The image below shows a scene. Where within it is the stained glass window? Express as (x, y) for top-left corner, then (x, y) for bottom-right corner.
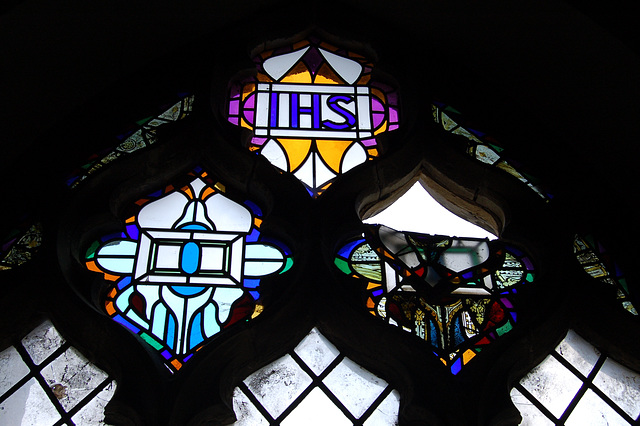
(231, 328), (400, 425)
(573, 234), (637, 315)
(432, 101), (552, 202)
(511, 330), (640, 425)
(0, 320), (116, 425)
(227, 38), (399, 197)
(335, 223), (534, 374)
(66, 94), (194, 189)
(84, 167), (293, 373)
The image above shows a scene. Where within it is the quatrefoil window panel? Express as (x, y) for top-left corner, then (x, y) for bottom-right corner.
(85, 168), (293, 373)
(335, 224), (535, 374)
(227, 37), (400, 197)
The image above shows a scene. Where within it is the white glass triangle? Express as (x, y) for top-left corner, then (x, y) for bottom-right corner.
(263, 47), (310, 81)
(364, 182), (497, 240)
(313, 153), (336, 189)
(319, 49), (363, 85)
(341, 142), (367, 173)
(294, 155), (315, 188)
(261, 140), (288, 171)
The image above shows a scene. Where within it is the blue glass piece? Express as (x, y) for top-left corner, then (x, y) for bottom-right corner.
(126, 224), (139, 240)
(183, 354), (193, 362)
(181, 242), (200, 274)
(170, 286), (206, 296)
(244, 199), (263, 216)
(372, 289), (383, 297)
(189, 312), (204, 349)
(452, 317), (465, 346)
(243, 279), (261, 289)
(117, 276), (132, 290)
(246, 228), (260, 243)
(113, 315), (140, 333)
(181, 224), (208, 230)
(166, 315), (176, 350)
(511, 312), (517, 322)
(149, 190), (163, 198)
(249, 291), (260, 300)
(161, 350), (172, 360)
(451, 358), (462, 375)
(338, 238), (366, 258)
(429, 321), (438, 347)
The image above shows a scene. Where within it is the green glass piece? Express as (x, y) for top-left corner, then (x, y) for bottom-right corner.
(141, 332), (164, 350)
(85, 241), (100, 259)
(280, 257), (294, 274)
(334, 257), (352, 275)
(496, 320), (513, 336)
(525, 273), (535, 283)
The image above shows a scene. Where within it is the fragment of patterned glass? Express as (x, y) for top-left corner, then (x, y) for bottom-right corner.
(432, 101), (551, 201)
(573, 234), (637, 315)
(335, 224), (534, 374)
(0, 222), (43, 270)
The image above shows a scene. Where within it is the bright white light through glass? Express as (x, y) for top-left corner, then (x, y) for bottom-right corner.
(364, 182), (497, 240)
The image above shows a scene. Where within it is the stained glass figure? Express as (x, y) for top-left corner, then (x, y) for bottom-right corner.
(85, 168), (293, 373)
(227, 38), (400, 197)
(66, 94), (194, 189)
(335, 225), (534, 374)
(1, 222), (43, 271)
(574, 234), (637, 315)
(231, 328), (400, 425)
(511, 330), (640, 425)
(431, 101), (552, 202)
(0, 320), (116, 425)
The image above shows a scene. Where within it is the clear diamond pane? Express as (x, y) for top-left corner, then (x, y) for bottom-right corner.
(510, 386), (555, 425)
(593, 358), (640, 419)
(21, 320), (65, 366)
(40, 347), (109, 411)
(280, 387), (351, 426)
(363, 389), (400, 425)
(243, 354), (312, 419)
(0, 378), (61, 425)
(554, 330), (601, 377)
(323, 357), (387, 418)
(293, 328), (339, 376)
(70, 380), (117, 426)
(519, 355), (583, 418)
(231, 387), (269, 425)
(0, 346), (30, 396)
(565, 388), (631, 426)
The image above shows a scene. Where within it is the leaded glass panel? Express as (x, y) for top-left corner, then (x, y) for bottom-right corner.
(227, 38), (399, 197)
(84, 167), (293, 373)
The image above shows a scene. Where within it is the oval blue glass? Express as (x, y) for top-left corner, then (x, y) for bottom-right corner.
(181, 242), (200, 275)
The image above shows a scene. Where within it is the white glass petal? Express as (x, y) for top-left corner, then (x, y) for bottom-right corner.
(138, 191), (189, 229)
(213, 288), (245, 324)
(294, 155), (315, 188)
(293, 328), (340, 376)
(364, 182), (497, 240)
(204, 194), (252, 232)
(323, 357), (387, 418)
(319, 48), (363, 85)
(263, 47), (310, 81)
(245, 244), (284, 260)
(244, 260), (284, 276)
(341, 142), (367, 173)
(313, 153), (337, 189)
(243, 354), (312, 419)
(260, 140), (289, 172)
(95, 240), (137, 257)
(95, 257), (135, 274)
